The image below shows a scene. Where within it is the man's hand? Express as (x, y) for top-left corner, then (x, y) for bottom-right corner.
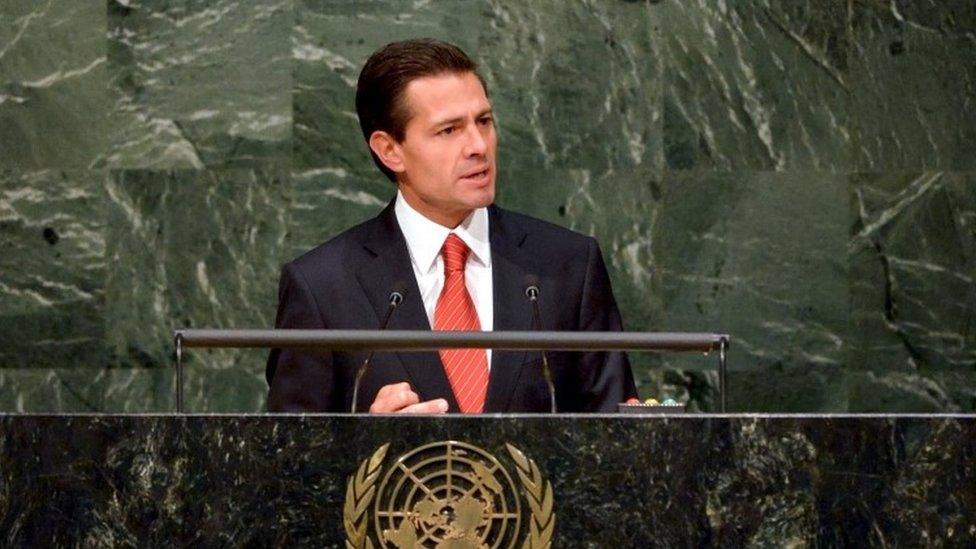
(368, 382), (449, 413)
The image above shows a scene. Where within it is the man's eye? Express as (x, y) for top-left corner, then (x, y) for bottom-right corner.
(478, 117), (493, 126)
(438, 126), (455, 135)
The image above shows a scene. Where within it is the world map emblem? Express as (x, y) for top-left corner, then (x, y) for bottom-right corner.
(344, 441), (555, 548)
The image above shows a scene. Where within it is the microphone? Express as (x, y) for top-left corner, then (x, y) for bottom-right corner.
(524, 275), (556, 413)
(350, 287), (405, 413)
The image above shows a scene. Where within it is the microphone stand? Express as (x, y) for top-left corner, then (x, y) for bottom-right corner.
(350, 291), (403, 413)
(526, 286), (557, 413)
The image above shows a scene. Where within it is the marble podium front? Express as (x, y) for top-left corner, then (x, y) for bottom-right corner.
(1, 415), (974, 547)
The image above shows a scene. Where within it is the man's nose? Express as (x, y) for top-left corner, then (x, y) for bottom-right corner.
(462, 123), (488, 157)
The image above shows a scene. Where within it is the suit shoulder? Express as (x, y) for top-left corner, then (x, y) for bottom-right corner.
(284, 214), (376, 276)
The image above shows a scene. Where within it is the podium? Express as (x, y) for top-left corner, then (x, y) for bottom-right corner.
(4, 331), (971, 545)
(1, 414), (974, 546)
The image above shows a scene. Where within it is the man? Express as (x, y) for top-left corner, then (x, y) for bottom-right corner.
(266, 38), (637, 413)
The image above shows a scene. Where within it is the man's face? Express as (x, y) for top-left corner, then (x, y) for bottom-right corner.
(388, 71), (496, 227)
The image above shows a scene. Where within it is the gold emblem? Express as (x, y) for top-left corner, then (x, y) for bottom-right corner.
(344, 441), (554, 548)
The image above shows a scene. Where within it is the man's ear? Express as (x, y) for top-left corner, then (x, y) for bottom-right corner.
(368, 131), (405, 175)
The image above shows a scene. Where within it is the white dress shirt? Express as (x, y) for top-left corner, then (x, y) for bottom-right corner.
(394, 190), (493, 366)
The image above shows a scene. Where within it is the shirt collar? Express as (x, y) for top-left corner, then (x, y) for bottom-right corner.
(394, 190), (491, 274)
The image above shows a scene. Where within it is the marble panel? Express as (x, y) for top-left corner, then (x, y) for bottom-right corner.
(103, 169), (289, 410)
(286, 167), (394, 260)
(659, 0), (852, 171)
(0, 170), (107, 370)
(180, 349), (269, 413)
(848, 171), (976, 411)
(850, 1), (976, 170)
(653, 171), (849, 411)
(477, 0), (661, 173)
(292, 0), (459, 172)
(849, 370), (976, 413)
(0, 369), (98, 413)
(104, 0), (292, 169)
(0, 368), (173, 413)
(0, 0), (107, 169)
(294, 0), (661, 174)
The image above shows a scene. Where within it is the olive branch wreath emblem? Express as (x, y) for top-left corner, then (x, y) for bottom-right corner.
(344, 443), (388, 549)
(343, 442), (554, 548)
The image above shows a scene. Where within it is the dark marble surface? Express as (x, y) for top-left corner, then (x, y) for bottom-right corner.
(850, 1), (976, 170)
(653, 171), (850, 412)
(0, 1), (108, 170)
(849, 171), (976, 411)
(104, 0), (292, 169)
(1, 415), (975, 547)
(0, 170), (107, 370)
(103, 169), (287, 412)
(1, 1), (974, 413)
(660, 0), (852, 171)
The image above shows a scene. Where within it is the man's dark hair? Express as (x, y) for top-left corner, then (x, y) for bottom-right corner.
(355, 38), (488, 182)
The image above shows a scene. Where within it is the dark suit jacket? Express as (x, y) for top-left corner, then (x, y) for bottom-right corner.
(266, 201), (637, 413)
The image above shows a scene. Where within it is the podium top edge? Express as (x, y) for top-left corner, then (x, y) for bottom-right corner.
(172, 329), (731, 352)
(2, 413), (975, 419)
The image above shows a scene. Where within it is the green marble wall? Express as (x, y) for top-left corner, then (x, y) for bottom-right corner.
(1, 0), (973, 412)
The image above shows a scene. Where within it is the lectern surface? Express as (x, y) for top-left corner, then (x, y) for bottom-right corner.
(1, 414), (973, 547)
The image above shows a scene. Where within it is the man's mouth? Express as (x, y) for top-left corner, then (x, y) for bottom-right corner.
(460, 167), (490, 183)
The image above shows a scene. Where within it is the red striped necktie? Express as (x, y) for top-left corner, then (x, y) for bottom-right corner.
(434, 234), (489, 413)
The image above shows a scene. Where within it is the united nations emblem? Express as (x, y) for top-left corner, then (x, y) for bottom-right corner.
(343, 441), (554, 548)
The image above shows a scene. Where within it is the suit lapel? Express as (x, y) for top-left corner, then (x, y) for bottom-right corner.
(355, 202), (460, 412)
(484, 205), (533, 413)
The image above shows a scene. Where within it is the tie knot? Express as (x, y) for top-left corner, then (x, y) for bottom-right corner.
(441, 234), (470, 273)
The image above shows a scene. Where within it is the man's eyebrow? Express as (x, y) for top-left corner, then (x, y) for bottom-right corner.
(430, 109), (494, 129)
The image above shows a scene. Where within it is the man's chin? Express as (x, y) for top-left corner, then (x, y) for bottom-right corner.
(464, 186), (495, 209)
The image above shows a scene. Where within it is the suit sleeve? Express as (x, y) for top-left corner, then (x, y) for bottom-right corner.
(572, 237), (639, 412)
(265, 262), (337, 412)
